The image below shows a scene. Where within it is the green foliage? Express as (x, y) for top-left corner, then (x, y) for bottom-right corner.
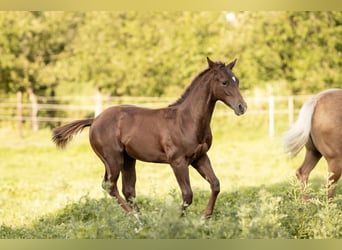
(1, 11), (341, 97)
(0, 12), (81, 95)
(1, 114), (342, 239)
(230, 11), (342, 94)
(2, 184), (342, 239)
(57, 11), (234, 96)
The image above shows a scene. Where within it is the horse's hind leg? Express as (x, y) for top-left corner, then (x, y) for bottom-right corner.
(296, 142), (322, 200)
(121, 153), (139, 211)
(326, 157), (342, 198)
(93, 146), (132, 213)
(104, 153), (133, 213)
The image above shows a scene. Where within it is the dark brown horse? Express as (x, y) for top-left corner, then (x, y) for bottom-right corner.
(52, 57), (247, 217)
(283, 88), (342, 199)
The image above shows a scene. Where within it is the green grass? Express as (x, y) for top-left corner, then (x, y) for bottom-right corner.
(1, 113), (342, 239)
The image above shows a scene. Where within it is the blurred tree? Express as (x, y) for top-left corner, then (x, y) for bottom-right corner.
(58, 11), (235, 97)
(1, 11), (341, 100)
(0, 12), (82, 94)
(231, 11), (342, 94)
(0, 11), (82, 130)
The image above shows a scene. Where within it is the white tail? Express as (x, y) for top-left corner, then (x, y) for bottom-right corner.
(283, 97), (318, 158)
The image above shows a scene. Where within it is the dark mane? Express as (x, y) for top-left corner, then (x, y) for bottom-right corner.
(168, 68), (212, 107)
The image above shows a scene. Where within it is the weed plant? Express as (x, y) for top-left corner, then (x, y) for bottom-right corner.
(1, 114), (341, 238)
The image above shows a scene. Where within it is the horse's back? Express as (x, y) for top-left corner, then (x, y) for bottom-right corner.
(90, 105), (164, 138)
(311, 88), (342, 158)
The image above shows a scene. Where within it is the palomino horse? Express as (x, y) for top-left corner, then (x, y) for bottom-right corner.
(283, 88), (342, 199)
(52, 57), (247, 217)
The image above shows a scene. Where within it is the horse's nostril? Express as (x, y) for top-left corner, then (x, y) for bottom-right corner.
(238, 104), (245, 113)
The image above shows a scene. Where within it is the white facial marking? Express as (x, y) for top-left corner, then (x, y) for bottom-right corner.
(232, 76), (236, 82)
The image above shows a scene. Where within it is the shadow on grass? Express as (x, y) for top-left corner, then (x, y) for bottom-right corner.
(2, 177), (342, 239)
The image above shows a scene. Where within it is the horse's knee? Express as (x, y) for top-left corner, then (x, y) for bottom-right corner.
(211, 179), (220, 195)
(327, 168), (342, 198)
(328, 165), (342, 180)
(327, 159), (342, 186)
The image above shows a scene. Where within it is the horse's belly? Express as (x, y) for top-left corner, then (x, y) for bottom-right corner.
(124, 139), (168, 163)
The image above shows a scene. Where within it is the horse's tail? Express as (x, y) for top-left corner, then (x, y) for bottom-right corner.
(283, 97), (318, 158)
(52, 118), (94, 149)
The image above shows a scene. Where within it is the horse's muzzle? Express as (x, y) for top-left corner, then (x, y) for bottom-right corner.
(234, 103), (247, 116)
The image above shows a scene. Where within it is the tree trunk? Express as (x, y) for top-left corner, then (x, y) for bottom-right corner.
(16, 90), (23, 138)
(27, 87), (39, 132)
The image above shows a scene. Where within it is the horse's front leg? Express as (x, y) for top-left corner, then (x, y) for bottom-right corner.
(191, 153), (220, 218)
(170, 158), (193, 215)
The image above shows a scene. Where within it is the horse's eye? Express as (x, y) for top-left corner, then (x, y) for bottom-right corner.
(222, 80), (230, 85)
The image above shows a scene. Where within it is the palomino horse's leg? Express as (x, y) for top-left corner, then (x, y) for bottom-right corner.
(326, 157), (342, 198)
(296, 145), (321, 200)
(191, 154), (220, 218)
(170, 159), (193, 215)
(121, 153), (139, 211)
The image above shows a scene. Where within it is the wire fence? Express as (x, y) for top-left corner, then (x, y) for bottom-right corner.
(0, 94), (313, 138)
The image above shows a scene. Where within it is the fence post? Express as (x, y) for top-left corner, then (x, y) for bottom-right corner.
(16, 90), (23, 138)
(95, 87), (103, 117)
(268, 95), (275, 138)
(28, 87), (39, 132)
(288, 96), (294, 126)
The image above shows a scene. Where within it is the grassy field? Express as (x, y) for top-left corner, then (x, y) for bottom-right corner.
(1, 112), (342, 239)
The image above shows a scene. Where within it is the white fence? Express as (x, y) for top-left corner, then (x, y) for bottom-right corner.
(0, 94), (313, 138)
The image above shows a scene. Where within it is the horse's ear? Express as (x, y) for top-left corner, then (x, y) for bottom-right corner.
(207, 57), (216, 68)
(227, 58), (237, 70)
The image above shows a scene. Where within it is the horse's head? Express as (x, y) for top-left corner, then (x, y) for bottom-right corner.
(207, 57), (247, 116)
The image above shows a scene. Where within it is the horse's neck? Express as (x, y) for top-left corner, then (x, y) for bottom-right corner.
(177, 80), (216, 129)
